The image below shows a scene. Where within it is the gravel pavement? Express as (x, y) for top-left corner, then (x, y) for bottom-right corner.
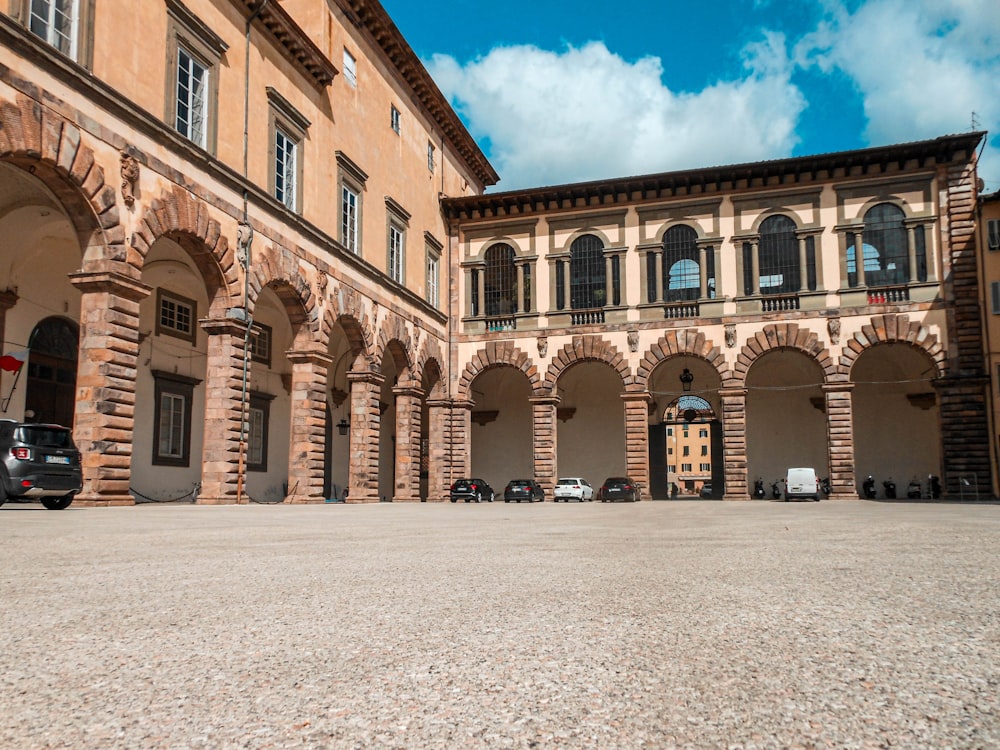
(1, 499), (998, 749)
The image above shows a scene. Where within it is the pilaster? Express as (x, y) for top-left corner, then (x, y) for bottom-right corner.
(286, 348), (333, 503)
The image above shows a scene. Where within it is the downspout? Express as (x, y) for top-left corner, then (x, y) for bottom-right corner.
(236, 0), (268, 503)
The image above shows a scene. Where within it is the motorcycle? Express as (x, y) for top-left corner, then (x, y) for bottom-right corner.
(771, 480), (782, 500)
(906, 477), (922, 499)
(929, 474), (942, 499)
(821, 476), (831, 496)
(883, 478), (897, 499)
(862, 475), (877, 499)
(753, 478), (766, 499)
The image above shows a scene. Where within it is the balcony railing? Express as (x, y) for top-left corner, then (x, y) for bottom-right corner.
(484, 315), (517, 332)
(570, 308), (605, 325)
(663, 302), (700, 319)
(867, 286), (910, 304)
(760, 294), (800, 312)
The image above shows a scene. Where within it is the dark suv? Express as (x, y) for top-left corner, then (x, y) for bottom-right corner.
(449, 478), (495, 503)
(0, 421), (82, 510)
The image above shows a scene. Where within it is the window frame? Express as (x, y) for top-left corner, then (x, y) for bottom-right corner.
(484, 243), (517, 317)
(569, 234), (606, 309)
(390, 105), (401, 134)
(427, 141), (436, 173)
(758, 215), (800, 295)
(343, 48), (357, 87)
(163, 0), (226, 154)
(266, 87), (309, 214)
(385, 197), (410, 285)
(246, 391), (274, 472)
(248, 322), (272, 367)
(155, 288), (198, 344)
(989, 219), (1000, 252)
(663, 225), (700, 302)
(20, 0), (95, 67)
(425, 233), (442, 309)
(151, 370), (200, 467)
(336, 152), (367, 256)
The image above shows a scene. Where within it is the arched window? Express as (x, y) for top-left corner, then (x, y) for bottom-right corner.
(862, 203), (908, 286)
(484, 243), (517, 316)
(570, 234), (605, 309)
(663, 225), (700, 302)
(758, 215), (799, 295)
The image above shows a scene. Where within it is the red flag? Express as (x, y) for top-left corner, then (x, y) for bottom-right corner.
(0, 350), (28, 372)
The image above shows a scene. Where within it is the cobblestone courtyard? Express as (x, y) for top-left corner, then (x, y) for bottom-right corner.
(2, 500), (998, 749)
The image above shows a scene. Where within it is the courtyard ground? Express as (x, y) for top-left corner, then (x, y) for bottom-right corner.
(1, 499), (997, 749)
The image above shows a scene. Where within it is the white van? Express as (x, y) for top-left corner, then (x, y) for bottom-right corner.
(784, 468), (820, 501)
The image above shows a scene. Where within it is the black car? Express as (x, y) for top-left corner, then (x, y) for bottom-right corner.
(449, 478), (495, 503)
(0, 420), (82, 510)
(503, 479), (544, 503)
(598, 477), (640, 502)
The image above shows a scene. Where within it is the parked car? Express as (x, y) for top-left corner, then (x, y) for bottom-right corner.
(699, 484), (713, 498)
(598, 477), (640, 502)
(784, 467), (820, 501)
(449, 478), (495, 503)
(0, 420), (82, 510)
(503, 479), (544, 503)
(553, 477), (594, 502)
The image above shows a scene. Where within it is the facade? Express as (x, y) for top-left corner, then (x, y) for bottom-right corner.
(978, 189), (1000, 500)
(0, 1), (992, 505)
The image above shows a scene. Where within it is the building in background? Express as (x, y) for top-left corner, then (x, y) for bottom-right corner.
(0, 0), (992, 503)
(978, 189), (1000, 500)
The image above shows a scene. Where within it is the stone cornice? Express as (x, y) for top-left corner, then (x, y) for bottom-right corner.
(443, 133), (986, 222)
(338, 0), (499, 187)
(236, 0), (338, 88)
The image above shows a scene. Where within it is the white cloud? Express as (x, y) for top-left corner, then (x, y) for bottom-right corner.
(428, 36), (806, 191)
(796, 0), (1000, 190)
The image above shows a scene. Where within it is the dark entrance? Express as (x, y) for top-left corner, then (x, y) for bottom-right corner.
(25, 317), (79, 427)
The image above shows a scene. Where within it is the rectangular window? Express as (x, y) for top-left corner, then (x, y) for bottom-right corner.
(470, 269), (480, 317)
(156, 288), (197, 344)
(30, 0), (77, 58)
(683, 445), (690, 456)
(388, 225), (404, 283)
(700, 463), (711, 472)
(175, 45), (208, 147)
(668, 464), (676, 474)
(989, 219), (1000, 251)
(611, 255), (621, 306)
(152, 371), (199, 467)
(523, 264), (532, 312)
(342, 184), (359, 253)
(699, 428), (708, 438)
(701, 445), (708, 456)
(427, 141), (435, 172)
(249, 322), (271, 367)
(992, 281), (1000, 315)
(247, 393), (272, 472)
(274, 126), (297, 211)
(806, 236), (817, 291)
(666, 427), (673, 437)
(742, 242), (754, 295)
(426, 251), (440, 308)
(556, 261), (565, 310)
(343, 49), (357, 86)
(681, 463), (692, 473)
(391, 105), (400, 134)
(646, 253), (657, 303)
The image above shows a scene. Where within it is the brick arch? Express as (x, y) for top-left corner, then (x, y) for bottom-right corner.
(0, 93), (124, 265)
(735, 322), (838, 384)
(458, 341), (541, 400)
(249, 243), (320, 346)
(415, 336), (447, 398)
(374, 313), (412, 377)
(323, 284), (374, 363)
(129, 186), (238, 318)
(842, 313), (946, 378)
(635, 329), (731, 389)
(544, 334), (632, 394)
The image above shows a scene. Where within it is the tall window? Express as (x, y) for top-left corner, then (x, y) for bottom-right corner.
(427, 142), (436, 173)
(426, 250), (440, 308)
(267, 88), (308, 214)
(342, 185), (359, 253)
(388, 225), (404, 283)
(484, 243), (517, 316)
(274, 126), (297, 210)
(385, 197), (410, 285)
(30, 0), (77, 58)
(570, 234), (605, 309)
(175, 45), (208, 147)
(156, 289), (197, 344)
(862, 203), (908, 286)
(343, 49), (357, 86)
(391, 105), (401, 134)
(152, 371), (199, 467)
(758, 215), (799, 295)
(247, 394), (272, 471)
(663, 225), (700, 302)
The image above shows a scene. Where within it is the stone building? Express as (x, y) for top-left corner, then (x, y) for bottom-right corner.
(0, 0), (991, 504)
(978, 189), (1000, 500)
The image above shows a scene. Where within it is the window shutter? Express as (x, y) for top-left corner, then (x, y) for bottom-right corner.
(989, 220), (1000, 251)
(992, 281), (1000, 314)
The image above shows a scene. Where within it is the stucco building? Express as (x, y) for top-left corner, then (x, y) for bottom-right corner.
(0, 0), (992, 504)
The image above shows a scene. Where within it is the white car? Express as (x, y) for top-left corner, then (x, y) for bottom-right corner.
(553, 477), (595, 502)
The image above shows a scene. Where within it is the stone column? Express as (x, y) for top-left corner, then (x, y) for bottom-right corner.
(854, 232), (867, 286)
(823, 382), (857, 499)
(515, 263), (525, 314)
(698, 245), (708, 299)
(750, 241), (760, 295)
(906, 225), (918, 283)
(562, 264), (571, 310)
(719, 387), (748, 500)
(530, 395), (559, 498)
(198, 317), (248, 504)
(604, 256), (614, 306)
(392, 383), (424, 502)
(346, 370), (384, 503)
(0, 288), (18, 352)
(798, 236), (809, 291)
(69, 271), (151, 506)
(425, 398), (451, 502)
(285, 348), (332, 503)
(622, 391), (652, 498)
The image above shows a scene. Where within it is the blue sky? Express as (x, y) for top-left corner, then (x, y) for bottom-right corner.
(380, 0), (999, 193)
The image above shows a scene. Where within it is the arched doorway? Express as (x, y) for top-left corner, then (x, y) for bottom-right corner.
(25, 317), (79, 427)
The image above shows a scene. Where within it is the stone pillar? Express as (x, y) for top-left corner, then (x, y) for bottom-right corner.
(719, 387), (748, 500)
(750, 241), (760, 295)
(562, 264), (571, 310)
(530, 395), (559, 498)
(906, 225), (918, 283)
(622, 391), (652, 498)
(798, 236), (809, 291)
(698, 245), (708, 299)
(654, 251), (663, 303)
(515, 263), (525, 314)
(285, 348), (332, 503)
(198, 317), (248, 504)
(823, 382), (857, 499)
(425, 398), (451, 502)
(346, 370), (384, 503)
(604, 255), (613, 306)
(0, 288), (18, 352)
(69, 271), (151, 506)
(854, 232), (867, 286)
(392, 383), (424, 502)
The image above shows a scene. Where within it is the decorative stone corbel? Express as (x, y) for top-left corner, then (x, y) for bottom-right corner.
(725, 324), (736, 348)
(537, 335), (548, 358)
(120, 150), (140, 209)
(627, 329), (639, 353)
(827, 316), (841, 345)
